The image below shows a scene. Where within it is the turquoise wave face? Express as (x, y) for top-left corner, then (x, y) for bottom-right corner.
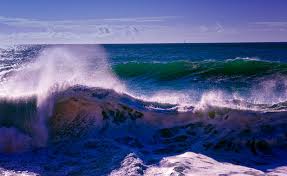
(113, 59), (287, 81)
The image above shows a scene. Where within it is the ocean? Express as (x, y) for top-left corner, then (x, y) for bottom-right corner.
(0, 43), (287, 175)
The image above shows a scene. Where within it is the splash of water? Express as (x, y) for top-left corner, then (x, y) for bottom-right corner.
(0, 45), (125, 99)
(0, 45), (126, 152)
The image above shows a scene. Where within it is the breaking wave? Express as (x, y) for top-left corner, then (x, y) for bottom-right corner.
(0, 45), (125, 152)
(0, 45), (287, 176)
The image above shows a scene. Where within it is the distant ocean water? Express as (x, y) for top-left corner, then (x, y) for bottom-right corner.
(0, 43), (287, 175)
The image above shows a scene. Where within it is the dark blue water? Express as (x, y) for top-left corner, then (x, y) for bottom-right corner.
(105, 43), (287, 63)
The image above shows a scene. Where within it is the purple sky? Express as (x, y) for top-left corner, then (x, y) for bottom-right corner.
(0, 0), (286, 44)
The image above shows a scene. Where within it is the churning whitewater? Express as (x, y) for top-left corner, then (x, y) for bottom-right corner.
(0, 44), (287, 175)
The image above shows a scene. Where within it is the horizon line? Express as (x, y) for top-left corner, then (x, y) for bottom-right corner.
(4, 41), (287, 45)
